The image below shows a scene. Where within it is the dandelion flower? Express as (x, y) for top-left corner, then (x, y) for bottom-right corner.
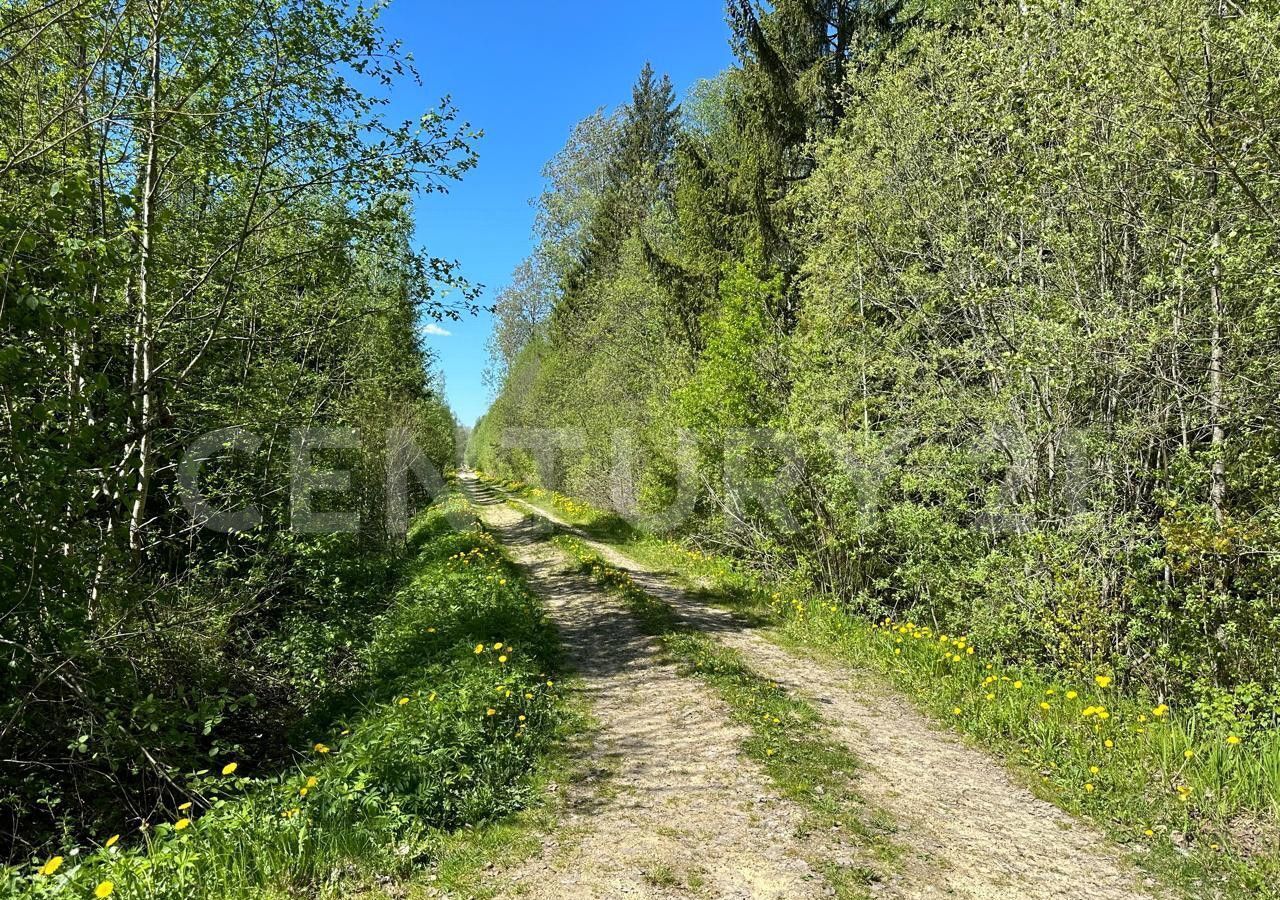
(952, 707), (963, 715)
(1066, 691), (1078, 700)
(1085, 783), (1095, 793)
(105, 834), (120, 849)
(38, 856), (63, 877)
(493, 642), (504, 650)
(1013, 681), (1023, 689)
(306, 776), (319, 789)
(1227, 735), (1241, 746)
(1090, 766), (1100, 775)
(486, 708), (496, 716)
(474, 644), (484, 654)
(398, 696), (410, 705)
(95, 881), (115, 898)
(178, 802), (192, 811)
(1104, 739), (1114, 748)
(1039, 702), (1051, 711)
(221, 762), (238, 776)
(314, 743), (330, 754)
(174, 818), (191, 831)
(1095, 675), (1112, 688)
(1152, 704), (1168, 718)
(1184, 749), (1195, 760)
(499, 655), (508, 663)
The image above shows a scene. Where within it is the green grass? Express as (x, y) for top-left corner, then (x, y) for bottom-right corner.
(551, 533), (899, 899)
(483, 474), (1280, 900)
(3, 493), (570, 900)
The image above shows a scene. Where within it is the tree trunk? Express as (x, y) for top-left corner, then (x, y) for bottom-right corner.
(1203, 0), (1227, 529)
(128, 1), (162, 555)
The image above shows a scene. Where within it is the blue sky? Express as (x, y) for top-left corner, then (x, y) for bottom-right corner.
(380, 1), (735, 427)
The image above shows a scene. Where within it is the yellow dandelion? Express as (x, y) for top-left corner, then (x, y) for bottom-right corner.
(486, 708), (496, 716)
(952, 707), (963, 715)
(1066, 690), (1078, 700)
(178, 801), (192, 811)
(105, 834), (120, 849)
(1085, 783), (1095, 793)
(493, 642), (504, 650)
(174, 818), (191, 831)
(1227, 735), (1241, 746)
(1095, 675), (1112, 688)
(474, 644), (484, 654)
(314, 743), (330, 754)
(95, 881), (115, 898)
(307, 776), (319, 788)
(398, 696), (410, 705)
(499, 655), (508, 663)
(1104, 739), (1114, 748)
(1013, 680), (1023, 689)
(1152, 704), (1168, 718)
(1184, 749), (1195, 760)
(1039, 702), (1051, 711)
(38, 856), (63, 877)
(1090, 766), (1100, 775)
(221, 762), (238, 776)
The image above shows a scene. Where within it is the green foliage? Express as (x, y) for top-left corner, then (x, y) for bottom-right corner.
(1, 0), (469, 862)
(473, 0), (1280, 714)
(1, 497), (566, 899)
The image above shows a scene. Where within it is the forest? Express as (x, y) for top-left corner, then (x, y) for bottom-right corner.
(475, 0), (1280, 715)
(5, 0), (1280, 898)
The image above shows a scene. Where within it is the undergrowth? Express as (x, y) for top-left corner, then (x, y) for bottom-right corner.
(4, 493), (568, 899)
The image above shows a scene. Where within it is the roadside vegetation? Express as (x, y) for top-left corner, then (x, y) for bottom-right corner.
(3, 496), (569, 899)
(1, 0), (475, 871)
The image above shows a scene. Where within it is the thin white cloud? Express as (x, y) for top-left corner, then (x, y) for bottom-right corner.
(420, 322), (452, 337)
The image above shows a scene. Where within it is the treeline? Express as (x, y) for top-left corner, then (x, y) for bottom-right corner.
(1, 0), (466, 858)
(472, 0), (1280, 723)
